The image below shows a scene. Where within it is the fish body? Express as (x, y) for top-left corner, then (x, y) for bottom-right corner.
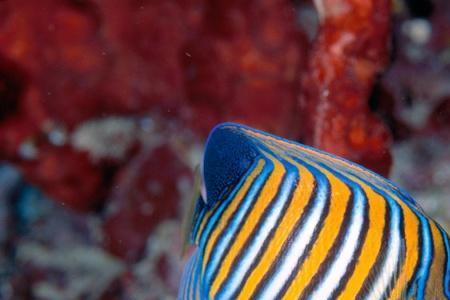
(179, 123), (450, 300)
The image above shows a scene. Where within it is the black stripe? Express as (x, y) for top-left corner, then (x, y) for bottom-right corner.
(388, 187), (428, 298)
(355, 191), (392, 300)
(298, 175), (356, 299)
(249, 170), (319, 300)
(430, 222), (449, 295)
(276, 167), (332, 300)
(359, 201), (406, 300)
(383, 205), (407, 299)
(437, 226), (450, 295)
(331, 188), (370, 299)
(406, 215), (427, 297)
(251, 163), (332, 299)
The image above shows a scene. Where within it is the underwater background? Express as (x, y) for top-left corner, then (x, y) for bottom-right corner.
(0, 0), (449, 299)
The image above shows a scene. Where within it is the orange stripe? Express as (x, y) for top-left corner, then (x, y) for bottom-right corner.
(337, 178), (386, 299)
(387, 201), (420, 299)
(201, 159), (265, 274)
(241, 128), (399, 198)
(209, 153), (284, 298)
(237, 158), (315, 298)
(243, 128), (422, 298)
(425, 221), (446, 299)
(194, 208), (211, 244)
(281, 166), (351, 299)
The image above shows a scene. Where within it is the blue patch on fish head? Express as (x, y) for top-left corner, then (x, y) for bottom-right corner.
(201, 123), (259, 206)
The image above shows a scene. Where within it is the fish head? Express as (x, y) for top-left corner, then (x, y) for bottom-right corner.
(201, 122), (260, 207)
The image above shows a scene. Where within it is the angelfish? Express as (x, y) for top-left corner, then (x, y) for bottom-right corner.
(178, 122), (450, 300)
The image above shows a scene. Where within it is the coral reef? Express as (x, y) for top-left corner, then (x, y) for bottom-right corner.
(0, 0), (448, 299)
(182, 0), (307, 137)
(299, 0), (393, 176)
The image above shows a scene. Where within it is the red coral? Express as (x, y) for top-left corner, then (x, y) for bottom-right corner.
(0, 0), (414, 298)
(0, 1), (396, 265)
(0, 0), (201, 210)
(97, 0), (204, 117)
(182, 0), (306, 137)
(0, 0), (107, 128)
(298, 0), (393, 176)
(427, 96), (450, 138)
(0, 56), (24, 121)
(103, 145), (191, 262)
(23, 146), (103, 210)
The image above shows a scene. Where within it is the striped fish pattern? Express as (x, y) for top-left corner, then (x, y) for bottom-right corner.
(178, 122), (450, 300)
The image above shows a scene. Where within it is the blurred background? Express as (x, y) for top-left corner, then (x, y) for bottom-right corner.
(0, 0), (449, 299)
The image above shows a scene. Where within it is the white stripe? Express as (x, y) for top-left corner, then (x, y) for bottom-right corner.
(308, 185), (366, 299)
(258, 172), (329, 300)
(366, 201), (402, 300)
(203, 163), (270, 285)
(217, 168), (297, 299)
